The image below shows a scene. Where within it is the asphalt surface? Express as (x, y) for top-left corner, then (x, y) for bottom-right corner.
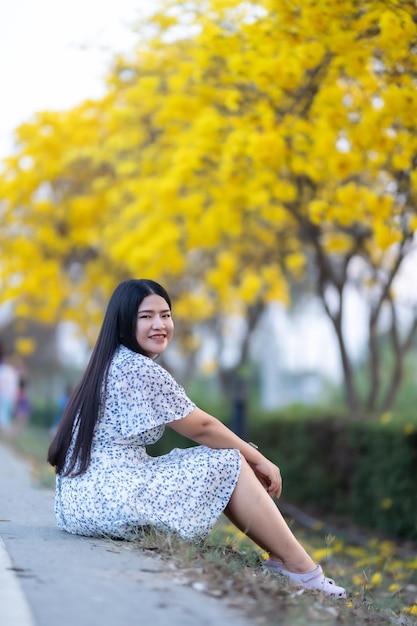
(0, 441), (252, 626)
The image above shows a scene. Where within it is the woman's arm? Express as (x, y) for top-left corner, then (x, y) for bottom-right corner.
(167, 407), (282, 497)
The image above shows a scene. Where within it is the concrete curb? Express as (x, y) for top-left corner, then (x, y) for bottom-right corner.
(0, 536), (35, 626)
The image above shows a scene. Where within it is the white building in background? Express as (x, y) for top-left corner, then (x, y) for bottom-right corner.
(56, 321), (90, 370)
(255, 301), (336, 409)
(255, 291), (369, 409)
(0, 302), (13, 328)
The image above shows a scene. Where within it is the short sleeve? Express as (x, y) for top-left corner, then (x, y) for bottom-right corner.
(107, 347), (195, 439)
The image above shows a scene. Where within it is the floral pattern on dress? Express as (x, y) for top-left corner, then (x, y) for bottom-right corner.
(55, 345), (242, 540)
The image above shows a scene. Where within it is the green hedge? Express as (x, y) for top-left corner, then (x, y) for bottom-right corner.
(29, 402), (57, 428)
(150, 406), (417, 540)
(249, 412), (417, 541)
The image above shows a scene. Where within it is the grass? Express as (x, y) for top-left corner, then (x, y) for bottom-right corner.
(2, 424), (56, 488)
(3, 425), (417, 625)
(122, 519), (417, 625)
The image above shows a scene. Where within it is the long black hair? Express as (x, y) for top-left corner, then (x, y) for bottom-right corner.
(47, 279), (172, 477)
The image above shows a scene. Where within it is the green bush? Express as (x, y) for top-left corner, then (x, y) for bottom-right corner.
(249, 409), (417, 541)
(29, 401), (57, 428)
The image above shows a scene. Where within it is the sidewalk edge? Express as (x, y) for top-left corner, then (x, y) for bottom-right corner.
(0, 536), (36, 626)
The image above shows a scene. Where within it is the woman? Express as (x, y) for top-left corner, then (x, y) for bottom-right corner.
(48, 279), (346, 598)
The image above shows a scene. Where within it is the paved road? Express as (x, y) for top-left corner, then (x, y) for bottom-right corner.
(0, 442), (252, 626)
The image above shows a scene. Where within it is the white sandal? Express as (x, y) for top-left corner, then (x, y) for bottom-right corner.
(263, 561), (346, 598)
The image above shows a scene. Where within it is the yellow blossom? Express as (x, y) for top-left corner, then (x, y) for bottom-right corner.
(381, 498), (393, 510)
(15, 337), (36, 356)
(380, 413), (391, 424)
(352, 573), (366, 586)
(403, 605), (417, 616)
(1, 0), (417, 365)
(370, 572), (383, 586)
(312, 548), (333, 562)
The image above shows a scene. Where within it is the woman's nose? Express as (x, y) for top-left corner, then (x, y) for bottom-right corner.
(152, 315), (165, 328)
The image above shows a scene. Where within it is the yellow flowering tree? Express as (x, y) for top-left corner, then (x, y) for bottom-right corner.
(1, 0), (417, 413)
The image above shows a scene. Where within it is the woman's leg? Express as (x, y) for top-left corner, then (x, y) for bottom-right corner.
(225, 456), (315, 573)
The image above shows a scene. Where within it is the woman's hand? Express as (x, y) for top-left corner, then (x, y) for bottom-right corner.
(168, 408), (282, 498)
(249, 458), (282, 498)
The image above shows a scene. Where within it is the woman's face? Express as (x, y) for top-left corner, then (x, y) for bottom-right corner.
(136, 294), (174, 358)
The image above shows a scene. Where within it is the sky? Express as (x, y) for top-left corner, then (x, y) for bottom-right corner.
(0, 0), (155, 159)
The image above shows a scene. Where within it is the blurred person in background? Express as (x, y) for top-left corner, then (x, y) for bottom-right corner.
(50, 385), (72, 437)
(0, 344), (19, 435)
(0, 342), (19, 436)
(11, 377), (32, 437)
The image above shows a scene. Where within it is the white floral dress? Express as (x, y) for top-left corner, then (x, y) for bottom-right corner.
(54, 345), (241, 540)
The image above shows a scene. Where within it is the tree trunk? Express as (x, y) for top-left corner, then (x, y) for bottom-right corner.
(217, 300), (265, 427)
(326, 306), (361, 416)
(366, 309), (380, 413)
(313, 249), (360, 415)
(382, 299), (417, 412)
